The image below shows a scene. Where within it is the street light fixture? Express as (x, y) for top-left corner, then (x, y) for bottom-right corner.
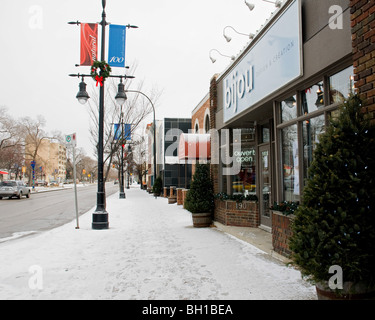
(115, 78), (127, 106)
(76, 77), (90, 105)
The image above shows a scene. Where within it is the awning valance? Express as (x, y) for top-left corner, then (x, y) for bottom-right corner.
(178, 133), (211, 161)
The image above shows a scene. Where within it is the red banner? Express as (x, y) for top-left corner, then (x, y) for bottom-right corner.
(80, 23), (98, 66)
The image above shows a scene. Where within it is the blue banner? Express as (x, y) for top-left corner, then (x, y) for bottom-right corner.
(124, 124), (131, 141)
(108, 25), (126, 68)
(114, 123), (121, 140)
(114, 124), (131, 141)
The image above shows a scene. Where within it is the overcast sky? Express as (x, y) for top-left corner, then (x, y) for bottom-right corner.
(0, 0), (277, 157)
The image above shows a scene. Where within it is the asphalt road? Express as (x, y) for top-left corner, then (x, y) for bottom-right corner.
(0, 183), (118, 240)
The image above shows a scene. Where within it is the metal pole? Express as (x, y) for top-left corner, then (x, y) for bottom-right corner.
(92, 0), (109, 229)
(73, 145), (79, 229)
(119, 107), (126, 198)
(125, 90), (157, 185)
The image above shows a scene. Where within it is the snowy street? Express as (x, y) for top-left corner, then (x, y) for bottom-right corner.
(0, 186), (316, 300)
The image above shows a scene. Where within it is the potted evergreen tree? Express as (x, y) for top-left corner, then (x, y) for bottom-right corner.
(289, 95), (375, 299)
(184, 163), (214, 228)
(152, 176), (163, 197)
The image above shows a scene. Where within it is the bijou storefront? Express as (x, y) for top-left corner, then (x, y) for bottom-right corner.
(210, 0), (354, 234)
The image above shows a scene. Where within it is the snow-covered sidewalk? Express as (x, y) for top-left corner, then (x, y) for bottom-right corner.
(0, 186), (316, 300)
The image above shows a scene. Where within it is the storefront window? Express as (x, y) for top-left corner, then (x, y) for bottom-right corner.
(280, 95), (297, 123)
(329, 66), (355, 104)
(261, 124), (270, 143)
(281, 124), (299, 202)
(301, 81), (324, 114)
(302, 114), (325, 185)
(232, 146), (256, 195)
(231, 128), (256, 195)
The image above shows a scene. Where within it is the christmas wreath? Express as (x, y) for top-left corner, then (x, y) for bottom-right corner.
(90, 60), (111, 87)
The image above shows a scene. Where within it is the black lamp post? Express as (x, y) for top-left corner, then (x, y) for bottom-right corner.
(69, 0), (136, 229)
(119, 112), (127, 199)
(126, 144), (132, 189)
(88, 0), (108, 229)
(125, 90), (157, 185)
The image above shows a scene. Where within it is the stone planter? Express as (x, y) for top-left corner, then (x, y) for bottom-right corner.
(168, 196), (177, 204)
(168, 186), (177, 204)
(316, 281), (375, 300)
(176, 188), (183, 205)
(214, 199), (259, 227)
(192, 213), (212, 228)
(163, 187), (169, 198)
(271, 210), (294, 258)
(182, 189), (188, 208)
(169, 186), (175, 197)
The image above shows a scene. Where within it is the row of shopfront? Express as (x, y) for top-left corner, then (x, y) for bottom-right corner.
(189, 0), (354, 233)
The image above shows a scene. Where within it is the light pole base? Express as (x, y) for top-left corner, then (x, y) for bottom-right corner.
(119, 192), (126, 199)
(92, 212), (109, 229)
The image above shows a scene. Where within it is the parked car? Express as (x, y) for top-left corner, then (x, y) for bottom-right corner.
(49, 180), (59, 186)
(35, 180), (48, 187)
(0, 180), (31, 199)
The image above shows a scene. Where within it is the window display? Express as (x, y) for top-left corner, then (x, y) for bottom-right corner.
(281, 124), (299, 202)
(329, 66), (354, 104)
(302, 114), (325, 185)
(301, 81), (324, 114)
(231, 128), (256, 195)
(280, 95), (297, 123)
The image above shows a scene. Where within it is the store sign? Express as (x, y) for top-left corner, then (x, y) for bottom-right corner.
(234, 149), (256, 166)
(223, 0), (302, 123)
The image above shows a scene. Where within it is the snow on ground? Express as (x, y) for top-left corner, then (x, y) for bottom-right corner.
(0, 186), (316, 300)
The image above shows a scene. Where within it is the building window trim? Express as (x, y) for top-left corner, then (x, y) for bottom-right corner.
(275, 65), (354, 201)
(204, 108), (210, 134)
(194, 118), (199, 133)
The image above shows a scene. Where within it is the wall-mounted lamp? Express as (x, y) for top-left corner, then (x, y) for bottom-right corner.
(223, 26), (255, 42)
(244, 1), (255, 11)
(209, 49), (235, 63)
(262, 0), (282, 8)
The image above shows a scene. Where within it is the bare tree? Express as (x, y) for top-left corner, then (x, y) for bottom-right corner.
(131, 134), (148, 188)
(0, 106), (23, 151)
(20, 115), (57, 186)
(86, 63), (162, 182)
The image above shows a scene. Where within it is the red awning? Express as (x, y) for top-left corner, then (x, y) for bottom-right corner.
(0, 171), (9, 175)
(178, 133), (211, 161)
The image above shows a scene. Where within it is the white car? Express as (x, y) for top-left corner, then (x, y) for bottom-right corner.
(0, 180), (31, 199)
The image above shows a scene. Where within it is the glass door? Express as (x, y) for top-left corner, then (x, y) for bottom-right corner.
(259, 145), (271, 229)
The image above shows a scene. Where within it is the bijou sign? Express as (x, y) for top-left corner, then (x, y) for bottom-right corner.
(223, 0), (302, 123)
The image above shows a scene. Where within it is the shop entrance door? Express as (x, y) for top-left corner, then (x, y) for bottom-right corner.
(259, 145), (272, 229)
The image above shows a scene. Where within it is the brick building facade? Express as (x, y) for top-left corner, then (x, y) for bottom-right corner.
(351, 0), (375, 120)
